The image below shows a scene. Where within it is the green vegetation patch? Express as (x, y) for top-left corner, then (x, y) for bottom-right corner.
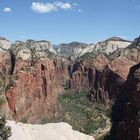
(0, 114), (11, 140)
(42, 90), (110, 135)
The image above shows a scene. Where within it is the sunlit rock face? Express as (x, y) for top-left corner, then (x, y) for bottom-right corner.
(56, 42), (95, 60)
(94, 37), (131, 55)
(7, 121), (95, 140)
(0, 37), (11, 50)
(11, 40), (57, 61)
(6, 59), (69, 123)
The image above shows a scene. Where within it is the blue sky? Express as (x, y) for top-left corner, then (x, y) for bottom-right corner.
(0, 0), (140, 44)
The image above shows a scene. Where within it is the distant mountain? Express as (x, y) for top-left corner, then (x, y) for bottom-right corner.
(109, 36), (140, 62)
(56, 42), (95, 60)
(11, 39), (57, 61)
(0, 37), (11, 50)
(94, 36), (131, 55)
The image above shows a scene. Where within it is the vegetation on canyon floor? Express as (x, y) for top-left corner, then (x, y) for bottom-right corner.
(41, 90), (111, 135)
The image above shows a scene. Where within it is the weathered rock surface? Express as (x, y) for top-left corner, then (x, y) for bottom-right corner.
(69, 59), (125, 103)
(7, 121), (95, 140)
(108, 63), (140, 140)
(0, 48), (12, 118)
(56, 42), (95, 60)
(11, 40), (56, 61)
(6, 59), (69, 123)
(94, 37), (131, 55)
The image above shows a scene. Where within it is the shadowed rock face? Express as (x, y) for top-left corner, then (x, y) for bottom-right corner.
(108, 63), (140, 140)
(89, 65), (125, 103)
(69, 60), (125, 103)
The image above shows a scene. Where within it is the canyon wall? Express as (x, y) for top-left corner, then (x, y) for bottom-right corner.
(106, 63), (140, 140)
(6, 59), (69, 123)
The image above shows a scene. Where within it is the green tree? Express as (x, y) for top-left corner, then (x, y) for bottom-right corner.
(0, 114), (11, 140)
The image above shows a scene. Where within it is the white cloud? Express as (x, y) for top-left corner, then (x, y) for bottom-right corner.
(54, 1), (72, 9)
(3, 7), (12, 12)
(31, 1), (80, 13)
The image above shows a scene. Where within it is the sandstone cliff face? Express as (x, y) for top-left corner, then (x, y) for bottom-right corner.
(6, 59), (69, 123)
(94, 37), (131, 55)
(69, 59), (125, 103)
(108, 63), (140, 140)
(56, 42), (95, 60)
(109, 36), (140, 63)
(0, 48), (12, 118)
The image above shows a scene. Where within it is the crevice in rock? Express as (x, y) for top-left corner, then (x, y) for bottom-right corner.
(41, 64), (47, 98)
(9, 49), (16, 75)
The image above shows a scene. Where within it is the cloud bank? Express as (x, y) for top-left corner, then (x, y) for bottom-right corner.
(31, 1), (81, 13)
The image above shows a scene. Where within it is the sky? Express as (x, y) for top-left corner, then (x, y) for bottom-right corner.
(0, 0), (140, 44)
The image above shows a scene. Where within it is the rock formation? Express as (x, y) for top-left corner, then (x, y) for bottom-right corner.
(94, 37), (131, 55)
(7, 121), (95, 140)
(5, 59), (69, 123)
(56, 42), (95, 60)
(108, 63), (140, 140)
(69, 60), (125, 103)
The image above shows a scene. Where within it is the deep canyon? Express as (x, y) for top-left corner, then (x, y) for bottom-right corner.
(0, 36), (140, 140)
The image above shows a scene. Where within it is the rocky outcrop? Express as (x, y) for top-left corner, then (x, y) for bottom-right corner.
(7, 121), (95, 140)
(108, 63), (140, 140)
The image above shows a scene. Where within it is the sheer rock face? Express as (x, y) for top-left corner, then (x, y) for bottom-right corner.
(110, 56), (136, 79)
(6, 59), (69, 123)
(110, 63), (140, 140)
(0, 50), (12, 118)
(69, 58), (125, 103)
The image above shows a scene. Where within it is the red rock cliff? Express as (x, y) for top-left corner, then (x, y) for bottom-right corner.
(6, 59), (69, 123)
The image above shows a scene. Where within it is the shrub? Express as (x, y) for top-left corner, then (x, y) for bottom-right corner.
(0, 114), (11, 140)
(0, 97), (5, 109)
